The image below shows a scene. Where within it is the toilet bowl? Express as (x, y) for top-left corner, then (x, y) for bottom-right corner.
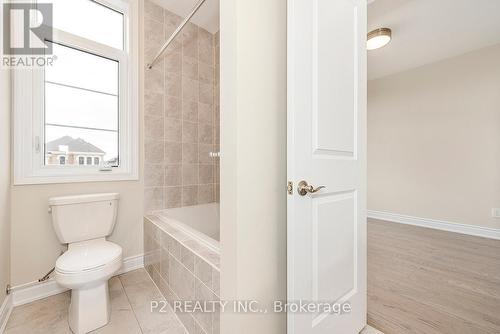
(49, 193), (122, 334)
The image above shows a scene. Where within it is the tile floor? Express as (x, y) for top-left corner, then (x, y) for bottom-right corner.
(4, 268), (383, 334)
(4, 269), (186, 334)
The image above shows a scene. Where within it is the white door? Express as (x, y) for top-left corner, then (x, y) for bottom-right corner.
(287, 0), (367, 333)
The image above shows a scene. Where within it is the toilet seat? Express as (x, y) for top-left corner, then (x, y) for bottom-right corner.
(56, 239), (122, 274)
(55, 239), (123, 290)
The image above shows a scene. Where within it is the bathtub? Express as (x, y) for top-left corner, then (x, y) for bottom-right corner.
(152, 203), (220, 251)
(143, 203), (221, 334)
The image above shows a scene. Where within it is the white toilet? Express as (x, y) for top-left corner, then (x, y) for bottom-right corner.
(49, 193), (123, 334)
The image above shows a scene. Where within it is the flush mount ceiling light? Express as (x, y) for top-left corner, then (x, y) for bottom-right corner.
(367, 28), (392, 50)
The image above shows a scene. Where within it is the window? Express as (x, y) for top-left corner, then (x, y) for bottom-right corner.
(45, 42), (120, 167)
(13, 0), (139, 184)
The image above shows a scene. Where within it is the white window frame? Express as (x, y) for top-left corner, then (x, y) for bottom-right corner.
(13, 0), (139, 185)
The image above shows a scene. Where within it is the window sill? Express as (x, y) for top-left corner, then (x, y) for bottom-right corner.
(13, 170), (139, 185)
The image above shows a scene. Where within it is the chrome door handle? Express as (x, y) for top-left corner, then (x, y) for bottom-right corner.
(297, 180), (326, 196)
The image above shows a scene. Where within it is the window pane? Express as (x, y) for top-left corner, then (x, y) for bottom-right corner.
(44, 42), (120, 168)
(45, 83), (118, 131)
(50, 0), (124, 50)
(46, 42), (119, 95)
(45, 125), (119, 166)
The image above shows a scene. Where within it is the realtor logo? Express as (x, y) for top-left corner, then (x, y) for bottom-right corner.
(3, 3), (53, 55)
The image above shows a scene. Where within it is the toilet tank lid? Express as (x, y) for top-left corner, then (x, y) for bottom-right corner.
(49, 193), (120, 206)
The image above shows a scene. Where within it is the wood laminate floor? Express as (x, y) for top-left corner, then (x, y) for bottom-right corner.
(368, 219), (500, 334)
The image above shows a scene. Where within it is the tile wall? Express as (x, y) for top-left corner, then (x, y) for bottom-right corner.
(144, 216), (220, 334)
(144, 0), (220, 212)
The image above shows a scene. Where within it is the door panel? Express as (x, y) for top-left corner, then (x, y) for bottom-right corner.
(314, 0), (357, 156)
(287, 0), (367, 333)
(313, 192), (357, 304)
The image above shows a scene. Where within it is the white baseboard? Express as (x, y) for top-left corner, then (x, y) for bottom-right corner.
(117, 253), (144, 275)
(368, 210), (500, 240)
(0, 294), (12, 334)
(10, 254), (144, 308)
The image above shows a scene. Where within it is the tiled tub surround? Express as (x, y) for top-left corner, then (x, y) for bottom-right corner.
(144, 0), (221, 212)
(144, 215), (220, 334)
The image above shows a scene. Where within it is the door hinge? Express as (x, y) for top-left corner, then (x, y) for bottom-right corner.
(6, 284), (11, 295)
(287, 181), (294, 195)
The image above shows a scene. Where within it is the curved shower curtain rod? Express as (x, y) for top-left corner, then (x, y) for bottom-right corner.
(147, 0), (207, 70)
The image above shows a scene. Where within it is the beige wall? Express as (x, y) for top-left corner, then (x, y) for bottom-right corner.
(368, 43), (500, 229)
(9, 2), (145, 288)
(10, 181), (144, 286)
(0, 67), (11, 305)
(220, 0), (287, 333)
(144, 0), (220, 212)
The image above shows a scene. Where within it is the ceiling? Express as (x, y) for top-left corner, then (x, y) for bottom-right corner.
(368, 0), (500, 80)
(150, 0), (220, 34)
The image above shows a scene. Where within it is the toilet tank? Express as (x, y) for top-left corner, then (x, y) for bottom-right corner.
(49, 193), (120, 244)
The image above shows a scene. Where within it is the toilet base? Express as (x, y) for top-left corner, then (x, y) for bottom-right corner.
(68, 281), (110, 334)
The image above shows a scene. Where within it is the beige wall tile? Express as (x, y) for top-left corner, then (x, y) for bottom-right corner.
(164, 186), (182, 209)
(194, 257), (213, 289)
(198, 103), (213, 125)
(165, 51), (182, 73)
(165, 10), (182, 35)
(145, 164), (165, 187)
(169, 255), (195, 300)
(182, 77), (199, 101)
(182, 23), (198, 59)
(182, 143), (198, 164)
(212, 270), (220, 297)
(144, 0), (164, 23)
(183, 56), (199, 80)
(183, 100), (198, 123)
(199, 82), (213, 104)
(145, 67), (164, 94)
(160, 247), (169, 280)
(165, 96), (181, 119)
(198, 185), (214, 204)
(144, 187), (164, 212)
(199, 63), (214, 84)
(165, 72), (182, 97)
(165, 118), (182, 142)
(145, 8), (220, 210)
(198, 164), (214, 184)
(165, 142), (182, 164)
(145, 115), (164, 140)
(198, 144), (213, 164)
(182, 164), (199, 186)
(145, 18), (164, 48)
(145, 91), (164, 117)
(165, 165), (182, 186)
(145, 139), (165, 164)
(182, 121), (198, 143)
(182, 186), (198, 206)
(198, 28), (214, 66)
(198, 123), (213, 144)
(180, 245), (195, 272)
